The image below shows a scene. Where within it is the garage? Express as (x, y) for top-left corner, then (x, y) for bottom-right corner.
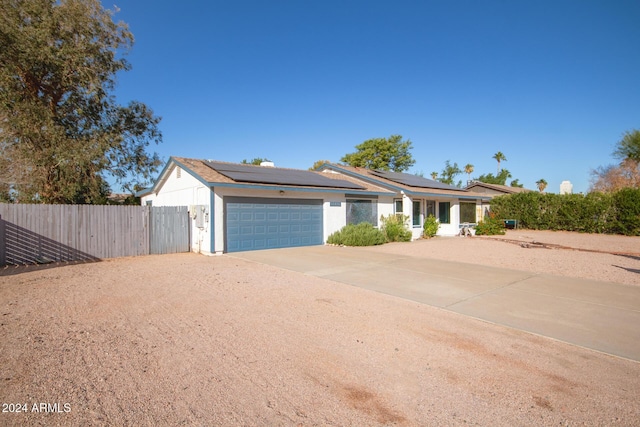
(225, 197), (323, 252)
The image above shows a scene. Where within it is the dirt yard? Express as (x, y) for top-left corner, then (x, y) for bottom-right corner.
(1, 230), (639, 426)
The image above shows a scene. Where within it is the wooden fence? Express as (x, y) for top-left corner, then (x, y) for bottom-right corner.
(150, 206), (190, 255)
(0, 204), (190, 266)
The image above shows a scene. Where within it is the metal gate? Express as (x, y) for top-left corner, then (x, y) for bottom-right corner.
(150, 206), (190, 254)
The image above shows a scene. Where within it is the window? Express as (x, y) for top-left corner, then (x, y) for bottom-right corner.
(176, 167), (181, 178)
(347, 199), (378, 226)
(394, 199), (403, 214)
(460, 202), (476, 223)
(412, 200), (421, 227)
(425, 200), (436, 217)
(438, 202), (450, 224)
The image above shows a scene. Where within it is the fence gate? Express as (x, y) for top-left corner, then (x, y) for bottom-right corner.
(150, 206), (190, 254)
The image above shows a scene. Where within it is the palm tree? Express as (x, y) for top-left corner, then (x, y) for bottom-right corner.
(464, 163), (474, 182)
(430, 171), (438, 180)
(536, 178), (548, 193)
(493, 152), (507, 174)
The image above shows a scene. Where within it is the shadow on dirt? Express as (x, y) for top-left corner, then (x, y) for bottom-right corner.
(0, 259), (101, 277)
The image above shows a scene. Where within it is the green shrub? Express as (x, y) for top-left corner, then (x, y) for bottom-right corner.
(475, 212), (506, 235)
(380, 214), (412, 242)
(423, 214), (439, 238)
(327, 222), (386, 246)
(612, 188), (640, 236)
(489, 189), (639, 235)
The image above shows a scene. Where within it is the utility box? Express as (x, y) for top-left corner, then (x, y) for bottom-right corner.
(190, 205), (209, 229)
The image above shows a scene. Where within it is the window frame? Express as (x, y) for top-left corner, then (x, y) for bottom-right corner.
(438, 201), (451, 224)
(412, 200), (421, 228)
(346, 199), (378, 226)
(394, 199), (403, 214)
(459, 202), (477, 224)
(425, 200), (436, 218)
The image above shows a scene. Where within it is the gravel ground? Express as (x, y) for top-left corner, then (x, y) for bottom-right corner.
(368, 229), (640, 286)
(0, 230), (639, 426)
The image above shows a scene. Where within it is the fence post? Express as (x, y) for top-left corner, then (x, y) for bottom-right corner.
(0, 214), (5, 267)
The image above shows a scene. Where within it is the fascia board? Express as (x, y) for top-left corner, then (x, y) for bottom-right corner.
(211, 181), (392, 196)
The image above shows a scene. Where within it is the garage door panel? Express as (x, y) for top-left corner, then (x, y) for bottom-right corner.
(225, 197), (323, 252)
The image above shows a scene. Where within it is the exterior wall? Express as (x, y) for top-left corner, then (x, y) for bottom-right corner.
(377, 195), (395, 220)
(324, 195), (346, 242)
(140, 165), (213, 255)
(403, 197), (484, 238)
(439, 200), (459, 236)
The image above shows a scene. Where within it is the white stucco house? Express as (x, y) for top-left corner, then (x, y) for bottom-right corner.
(317, 163), (491, 239)
(138, 157), (490, 254)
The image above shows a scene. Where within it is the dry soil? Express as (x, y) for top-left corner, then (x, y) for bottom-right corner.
(0, 230), (639, 426)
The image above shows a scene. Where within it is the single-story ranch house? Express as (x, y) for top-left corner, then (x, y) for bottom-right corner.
(138, 157), (490, 254)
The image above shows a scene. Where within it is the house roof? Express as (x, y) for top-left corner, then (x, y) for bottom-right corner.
(138, 157), (394, 196)
(464, 181), (532, 196)
(318, 163), (491, 200)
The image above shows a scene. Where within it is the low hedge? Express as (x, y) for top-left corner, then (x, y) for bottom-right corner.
(327, 222), (386, 246)
(328, 215), (414, 247)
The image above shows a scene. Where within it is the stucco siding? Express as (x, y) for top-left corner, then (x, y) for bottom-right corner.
(141, 165), (214, 255)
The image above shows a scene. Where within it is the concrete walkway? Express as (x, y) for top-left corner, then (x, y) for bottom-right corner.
(231, 245), (640, 362)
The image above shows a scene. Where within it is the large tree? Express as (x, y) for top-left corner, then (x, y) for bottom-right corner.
(492, 151), (507, 175)
(0, 0), (162, 204)
(613, 129), (640, 162)
(477, 169), (513, 185)
(536, 178), (548, 193)
(590, 159), (640, 192)
(588, 129), (640, 193)
(341, 135), (415, 172)
(464, 163), (474, 183)
(439, 160), (462, 186)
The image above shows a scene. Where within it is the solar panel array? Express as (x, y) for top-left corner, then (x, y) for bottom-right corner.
(369, 170), (462, 190)
(205, 161), (366, 190)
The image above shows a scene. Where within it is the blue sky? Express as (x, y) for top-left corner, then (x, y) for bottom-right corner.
(110, 0), (640, 194)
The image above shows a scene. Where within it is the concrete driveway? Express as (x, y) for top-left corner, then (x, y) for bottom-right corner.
(231, 245), (640, 362)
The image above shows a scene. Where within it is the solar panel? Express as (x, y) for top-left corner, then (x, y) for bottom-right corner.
(205, 161), (366, 190)
(369, 170), (462, 190)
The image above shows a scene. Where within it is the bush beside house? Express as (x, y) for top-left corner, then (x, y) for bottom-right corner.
(327, 223), (386, 246)
(328, 215), (414, 246)
(423, 215), (439, 238)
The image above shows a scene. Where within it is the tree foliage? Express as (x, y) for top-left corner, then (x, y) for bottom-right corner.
(477, 169), (512, 185)
(613, 129), (640, 162)
(536, 178), (548, 193)
(590, 159), (640, 193)
(464, 163), (474, 182)
(588, 128), (640, 193)
(439, 160), (462, 186)
(489, 189), (640, 235)
(242, 158), (270, 165)
(310, 159), (331, 170)
(341, 135), (415, 172)
(492, 151), (507, 174)
(0, 0), (162, 203)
